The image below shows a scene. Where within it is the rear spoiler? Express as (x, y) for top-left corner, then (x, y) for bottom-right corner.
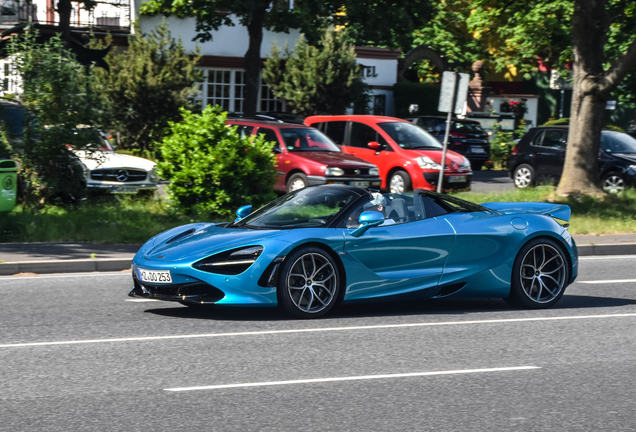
(481, 202), (571, 222)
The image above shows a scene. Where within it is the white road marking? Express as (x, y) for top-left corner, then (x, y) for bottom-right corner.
(2, 313), (636, 349)
(579, 255), (636, 260)
(0, 272), (130, 281)
(578, 279), (636, 284)
(164, 366), (541, 392)
(125, 299), (160, 302)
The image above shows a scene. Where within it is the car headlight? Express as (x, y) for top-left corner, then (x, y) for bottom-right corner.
(416, 156), (442, 170)
(628, 164), (636, 174)
(461, 157), (472, 171)
(149, 167), (159, 183)
(325, 167), (345, 176)
(369, 167), (380, 176)
(193, 246), (263, 275)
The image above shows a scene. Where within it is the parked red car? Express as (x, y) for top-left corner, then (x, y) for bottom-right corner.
(305, 115), (472, 192)
(227, 118), (381, 192)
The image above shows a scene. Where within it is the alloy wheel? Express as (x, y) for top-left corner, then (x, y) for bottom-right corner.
(603, 175), (624, 194)
(289, 178), (306, 191)
(519, 244), (566, 304)
(286, 253), (337, 314)
(389, 174), (405, 193)
(515, 167), (532, 188)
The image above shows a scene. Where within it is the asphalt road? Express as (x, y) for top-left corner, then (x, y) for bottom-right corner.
(2, 256), (636, 431)
(471, 170), (515, 193)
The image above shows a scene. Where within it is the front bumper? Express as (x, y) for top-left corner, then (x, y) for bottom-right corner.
(307, 175), (382, 188)
(129, 273), (225, 305)
(423, 172), (473, 191)
(87, 182), (159, 193)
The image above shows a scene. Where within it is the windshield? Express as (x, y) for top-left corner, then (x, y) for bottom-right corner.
(234, 187), (360, 229)
(601, 132), (636, 154)
(281, 128), (341, 152)
(452, 122), (484, 133)
(378, 122), (443, 150)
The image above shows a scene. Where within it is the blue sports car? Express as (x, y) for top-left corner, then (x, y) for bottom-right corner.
(129, 185), (578, 318)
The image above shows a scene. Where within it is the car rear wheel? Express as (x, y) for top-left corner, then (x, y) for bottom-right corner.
(513, 164), (535, 188)
(602, 171), (625, 194)
(286, 173), (308, 193)
(389, 170), (411, 193)
(507, 238), (569, 309)
(278, 247), (340, 318)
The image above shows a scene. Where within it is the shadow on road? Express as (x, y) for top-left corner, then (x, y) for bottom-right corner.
(143, 293), (636, 322)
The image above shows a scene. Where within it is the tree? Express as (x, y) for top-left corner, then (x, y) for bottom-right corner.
(157, 106), (276, 215)
(92, 21), (201, 157)
(1, 31), (102, 206)
(262, 30), (367, 116)
(138, 1), (432, 116)
(452, 0), (636, 196)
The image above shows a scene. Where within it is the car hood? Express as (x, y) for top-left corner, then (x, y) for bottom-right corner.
(292, 151), (376, 168)
(407, 149), (468, 167)
(75, 151), (156, 171)
(610, 153), (636, 164)
(143, 224), (288, 262)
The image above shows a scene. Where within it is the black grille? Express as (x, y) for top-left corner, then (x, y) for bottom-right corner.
(91, 169), (147, 182)
(343, 168), (370, 176)
(131, 275), (225, 303)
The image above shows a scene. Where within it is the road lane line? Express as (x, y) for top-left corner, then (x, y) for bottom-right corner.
(579, 255), (636, 260)
(2, 313), (636, 349)
(0, 272), (130, 281)
(164, 366), (541, 392)
(578, 279), (636, 284)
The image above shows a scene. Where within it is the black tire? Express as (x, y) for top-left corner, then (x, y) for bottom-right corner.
(286, 173), (308, 193)
(277, 247), (341, 319)
(506, 237), (569, 309)
(513, 163), (535, 189)
(601, 171), (626, 194)
(388, 170), (412, 193)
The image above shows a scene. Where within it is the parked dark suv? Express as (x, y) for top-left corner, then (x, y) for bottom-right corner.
(406, 116), (490, 170)
(509, 126), (636, 194)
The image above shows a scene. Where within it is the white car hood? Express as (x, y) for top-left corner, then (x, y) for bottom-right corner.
(76, 151), (156, 171)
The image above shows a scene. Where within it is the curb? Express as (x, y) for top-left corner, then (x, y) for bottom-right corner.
(1, 243), (636, 276)
(0, 258), (132, 276)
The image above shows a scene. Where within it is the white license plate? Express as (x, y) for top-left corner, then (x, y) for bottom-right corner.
(470, 146), (486, 154)
(350, 181), (370, 187)
(138, 269), (172, 284)
(111, 185), (139, 194)
(448, 175), (467, 183)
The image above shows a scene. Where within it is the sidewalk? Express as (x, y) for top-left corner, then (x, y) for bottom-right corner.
(1, 234), (636, 276)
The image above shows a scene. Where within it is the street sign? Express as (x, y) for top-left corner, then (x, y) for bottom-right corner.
(438, 71), (470, 114)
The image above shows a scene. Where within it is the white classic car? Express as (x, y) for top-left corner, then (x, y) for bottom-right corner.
(75, 135), (160, 194)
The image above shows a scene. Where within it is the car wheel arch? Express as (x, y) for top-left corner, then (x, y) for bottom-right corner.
(285, 169), (306, 184)
(386, 167), (413, 190)
(512, 233), (573, 283)
(279, 241), (347, 303)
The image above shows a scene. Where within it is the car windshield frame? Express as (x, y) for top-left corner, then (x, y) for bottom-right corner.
(378, 122), (443, 150)
(231, 186), (363, 229)
(601, 132), (636, 154)
(280, 128), (341, 152)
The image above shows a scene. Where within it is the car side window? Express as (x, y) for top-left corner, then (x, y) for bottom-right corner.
(542, 130), (567, 149)
(342, 193), (419, 228)
(257, 127), (281, 153)
(323, 121), (347, 145)
(234, 125), (254, 139)
(350, 122), (389, 150)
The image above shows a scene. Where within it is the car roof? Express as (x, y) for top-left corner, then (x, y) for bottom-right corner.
(408, 116), (480, 124)
(227, 118), (312, 128)
(305, 115), (407, 124)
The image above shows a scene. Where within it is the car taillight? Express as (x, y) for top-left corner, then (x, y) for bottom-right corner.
(511, 146), (518, 155)
(449, 132), (468, 138)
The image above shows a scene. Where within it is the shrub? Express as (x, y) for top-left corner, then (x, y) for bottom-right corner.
(157, 106), (277, 216)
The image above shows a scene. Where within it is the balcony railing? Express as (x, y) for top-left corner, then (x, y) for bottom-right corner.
(0, 0), (130, 31)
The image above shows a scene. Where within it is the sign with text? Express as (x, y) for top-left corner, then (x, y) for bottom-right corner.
(438, 71), (470, 114)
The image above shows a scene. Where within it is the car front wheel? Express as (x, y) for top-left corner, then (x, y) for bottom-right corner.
(389, 170), (411, 193)
(507, 238), (569, 309)
(286, 173), (308, 193)
(278, 247), (340, 318)
(513, 164), (535, 188)
(602, 171), (625, 194)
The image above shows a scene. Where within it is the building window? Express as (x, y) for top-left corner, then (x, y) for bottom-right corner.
(260, 83), (285, 112)
(207, 69), (231, 111)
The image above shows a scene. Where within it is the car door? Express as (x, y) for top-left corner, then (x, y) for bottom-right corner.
(337, 193), (455, 301)
(531, 129), (567, 180)
(345, 121), (393, 180)
(255, 127), (286, 190)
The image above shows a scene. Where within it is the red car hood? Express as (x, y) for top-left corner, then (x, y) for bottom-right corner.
(292, 151), (377, 168)
(408, 149), (469, 171)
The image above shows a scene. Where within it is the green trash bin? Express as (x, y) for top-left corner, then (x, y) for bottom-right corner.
(0, 159), (18, 212)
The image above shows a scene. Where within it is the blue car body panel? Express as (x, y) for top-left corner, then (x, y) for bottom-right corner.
(131, 186), (578, 309)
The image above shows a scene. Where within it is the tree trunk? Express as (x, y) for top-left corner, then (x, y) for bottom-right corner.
(56, 0), (73, 43)
(243, 2), (269, 116)
(557, 0), (636, 196)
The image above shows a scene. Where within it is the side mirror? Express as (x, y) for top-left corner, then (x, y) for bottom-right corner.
(234, 205), (252, 223)
(350, 211), (384, 237)
(368, 141), (381, 151)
